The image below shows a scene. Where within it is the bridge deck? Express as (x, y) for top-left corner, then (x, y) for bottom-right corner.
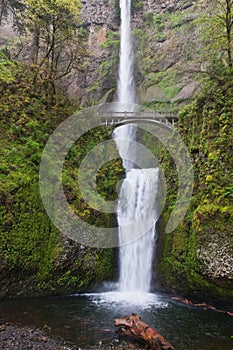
(99, 111), (178, 126)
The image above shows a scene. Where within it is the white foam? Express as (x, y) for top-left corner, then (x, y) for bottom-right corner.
(80, 291), (168, 310)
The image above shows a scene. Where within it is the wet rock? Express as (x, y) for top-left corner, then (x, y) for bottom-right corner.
(171, 81), (199, 101)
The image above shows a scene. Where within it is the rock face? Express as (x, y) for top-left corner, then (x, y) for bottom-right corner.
(76, 0), (119, 104)
(0, 13), (16, 47)
(81, 0), (115, 25)
(157, 83), (233, 303)
(79, 0), (201, 106)
(143, 0), (194, 13)
(193, 205), (233, 284)
(0, 0), (201, 105)
(197, 239), (233, 280)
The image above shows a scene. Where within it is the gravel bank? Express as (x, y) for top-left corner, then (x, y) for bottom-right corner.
(0, 323), (146, 350)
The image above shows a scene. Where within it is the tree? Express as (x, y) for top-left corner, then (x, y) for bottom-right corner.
(198, 0), (233, 68)
(22, 0), (84, 96)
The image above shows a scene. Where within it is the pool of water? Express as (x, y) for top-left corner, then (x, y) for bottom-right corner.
(0, 291), (232, 349)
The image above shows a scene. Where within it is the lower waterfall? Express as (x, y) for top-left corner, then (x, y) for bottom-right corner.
(117, 168), (159, 293)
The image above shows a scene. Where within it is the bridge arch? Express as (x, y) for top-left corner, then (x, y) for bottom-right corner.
(98, 111), (178, 129)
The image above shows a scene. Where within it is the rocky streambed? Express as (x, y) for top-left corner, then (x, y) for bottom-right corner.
(0, 323), (146, 350)
(0, 323), (74, 350)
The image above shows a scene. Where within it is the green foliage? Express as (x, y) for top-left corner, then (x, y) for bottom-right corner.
(167, 11), (185, 29)
(0, 183), (57, 275)
(154, 14), (166, 31)
(146, 69), (181, 99)
(0, 61), (116, 297)
(0, 61), (74, 293)
(98, 31), (119, 84)
(95, 249), (115, 280)
(63, 125), (124, 227)
(87, 82), (99, 92)
(180, 67), (233, 205)
(193, 204), (233, 230)
(158, 62), (233, 300)
(132, 0), (143, 11)
(144, 12), (154, 26)
(113, 0), (120, 17)
(101, 31), (120, 49)
(0, 53), (17, 82)
(18, 0), (86, 99)
(24, 0), (81, 37)
(141, 100), (181, 112)
(133, 9), (196, 99)
(96, 159), (124, 201)
(197, 0), (233, 67)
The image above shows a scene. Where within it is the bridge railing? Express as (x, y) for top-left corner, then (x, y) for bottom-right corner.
(98, 111), (178, 126)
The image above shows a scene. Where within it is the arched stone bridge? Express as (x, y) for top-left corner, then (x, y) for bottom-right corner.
(99, 111), (178, 128)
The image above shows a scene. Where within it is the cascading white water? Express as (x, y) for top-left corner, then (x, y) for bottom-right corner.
(118, 169), (159, 292)
(113, 0), (137, 170)
(114, 0), (159, 294)
(117, 0), (135, 105)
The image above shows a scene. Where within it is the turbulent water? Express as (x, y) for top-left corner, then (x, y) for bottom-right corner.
(118, 169), (159, 292)
(113, 0), (159, 294)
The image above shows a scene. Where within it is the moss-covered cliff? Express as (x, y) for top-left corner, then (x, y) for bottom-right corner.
(0, 1), (203, 106)
(81, 0), (201, 108)
(157, 67), (233, 303)
(0, 57), (121, 298)
(1, 0), (232, 304)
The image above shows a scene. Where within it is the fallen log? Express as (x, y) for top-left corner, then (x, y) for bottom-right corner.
(114, 313), (174, 350)
(171, 296), (233, 316)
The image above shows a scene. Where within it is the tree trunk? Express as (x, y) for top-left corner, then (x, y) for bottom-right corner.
(115, 313), (174, 350)
(31, 28), (40, 64)
(225, 0), (233, 67)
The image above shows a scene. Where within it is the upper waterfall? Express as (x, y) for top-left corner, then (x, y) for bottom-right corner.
(113, 0), (137, 170)
(117, 0), (136, 106)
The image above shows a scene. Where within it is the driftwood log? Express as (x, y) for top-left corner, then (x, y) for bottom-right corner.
(115, 313), (174, 350)
(171, 296), (233, 316)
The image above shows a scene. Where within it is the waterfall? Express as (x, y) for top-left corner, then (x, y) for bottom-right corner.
(117, 0), (135, 105)
(113, 0), (137, 170)
(118, 169), (159, 292)
(113, 0), (159, 293)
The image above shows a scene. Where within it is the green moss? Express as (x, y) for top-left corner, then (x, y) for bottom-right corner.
(144, 12), (154, 25)
(157, 65), (233, 301)
(62, 126), (124, 228)
(132, 0), (143, 11)
(193, 204), (233, 235)
(145, 69), (181, 99)
(98, 30), (119, 84)
(141, 100), (181, 112)
(0, 52), (18, 82)
(0, 61), (118, 298)
(87, 82), (99, 92)
(167, 11), (185, 29)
